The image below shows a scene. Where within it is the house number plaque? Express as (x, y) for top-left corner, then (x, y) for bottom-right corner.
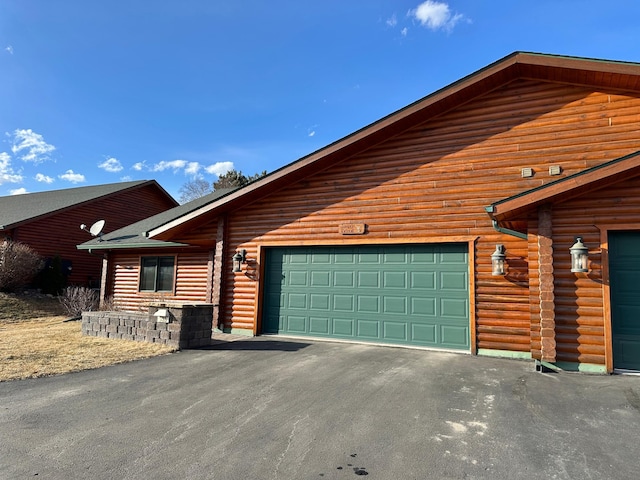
(339, 223), (366, 235)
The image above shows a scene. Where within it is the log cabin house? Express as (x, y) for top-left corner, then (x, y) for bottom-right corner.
(1, 180), (177, 288)
(79, 52), (640, 373)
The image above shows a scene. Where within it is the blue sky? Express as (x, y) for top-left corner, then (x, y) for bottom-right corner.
(1, 1), (640, 200)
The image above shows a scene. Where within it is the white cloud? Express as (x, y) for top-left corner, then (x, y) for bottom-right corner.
(151, 159), (187, 172)
(9, 129), (56, 163)
(204, 161), (234, 177)
(185, 162), (200, 176)
(35, 173), (54, 183)
(120, 175), (132, 182)
(59, 169), (85, 183)
(99, 157), (123, 173)
(386, 14), (397, 27)
(5, 45), (13, 55)
(409, 1), (464, 32)
(132, 161), (145, 171)
(0, 151), (23, 184)
(308, 130), (316, 137)
(401, 27), (408, 37)
(10, 187), (27, 195)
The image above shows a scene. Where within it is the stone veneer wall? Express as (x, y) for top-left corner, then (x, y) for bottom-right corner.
(81, 303), (213, 349)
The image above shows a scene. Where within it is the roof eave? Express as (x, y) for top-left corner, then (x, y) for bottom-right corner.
(77, 241), (189, 251)
(148, 52), (640, 238)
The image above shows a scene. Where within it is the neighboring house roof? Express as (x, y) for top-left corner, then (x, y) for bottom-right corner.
(486, 150), (640, 222)
(0, 180), (176, 230)
(137, 51), (640, 241)
(77, 188), (235, 250)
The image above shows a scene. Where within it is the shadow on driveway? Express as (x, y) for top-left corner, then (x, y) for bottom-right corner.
(203, 338), (311, 351)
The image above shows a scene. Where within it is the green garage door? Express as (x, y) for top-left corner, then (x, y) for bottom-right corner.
(262, 244), (470, 350)
(610, 231), (640, 370)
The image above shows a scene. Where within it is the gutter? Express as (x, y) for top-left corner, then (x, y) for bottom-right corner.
(491, 219), (527, 240)
(77, 241), (189, 252)
(485, 206), (527, 240)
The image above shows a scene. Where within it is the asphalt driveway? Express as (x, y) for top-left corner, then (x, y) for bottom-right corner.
(1, 336), (639, 480)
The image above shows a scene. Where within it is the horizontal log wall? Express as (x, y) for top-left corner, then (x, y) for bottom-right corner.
(550, 177), (640, 366)
(216, 80), (640, 348)
(163, 80), (640, 354)
(107, 249), (212, 312)
(11, 184), (176, 288)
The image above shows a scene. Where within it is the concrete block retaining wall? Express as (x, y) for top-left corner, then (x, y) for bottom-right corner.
(81, 303), (213, 349)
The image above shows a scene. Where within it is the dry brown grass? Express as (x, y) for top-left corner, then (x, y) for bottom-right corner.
(0, 293), (175, 382)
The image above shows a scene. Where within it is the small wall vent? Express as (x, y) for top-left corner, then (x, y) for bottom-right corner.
(521, 167), (534, 178)
(549, 165), (562, 176)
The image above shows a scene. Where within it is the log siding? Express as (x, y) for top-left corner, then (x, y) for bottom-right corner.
(108, 249), (212, 312)
(215, 80), (640, 353)
(8, 184), (176, 287)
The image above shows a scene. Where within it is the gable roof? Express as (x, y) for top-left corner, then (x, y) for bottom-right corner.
(0, 180), (176, 230)
(138, 51), (640, 242)
(77, 188), (235, 250)
(486, 150), (640, 222)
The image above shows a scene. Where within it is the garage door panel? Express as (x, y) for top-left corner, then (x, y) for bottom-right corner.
(309, 317), (329, 335)
(310, 252), (331, 264)
(383, 296), (407, 314)
(359, 252), (381, 264)
(287, 316), (307, 333)
(412, 324), (437, 343)
(411, 251), (436, 264)
(384, 322), (408, 341)
(310, 294), (330, 310)
(358, 271), (380, 288)
(440, 271), (468, 290)
(441, 325), (469, 348)
(333, 318), (354, 336)
(310, 271), (330, 286)
(290, 253), (308, 264)
(411, 271), (435, 289)
(383, 271), (406, 289)
(334, 295), (355, 312)
(384, 252), (408, 264)
(289, 271), (308, 286)
(357, 319), (380, 338)
(358, 295), (380, 313)
(440, 249), (467, 263)
(262, 244), (469, 350)
(441, 298), (469, 319)
(411, 297), (436, 316)
(287, 293), (307, 309)
(334, 271), (355, 287)
(335, 253), (356, 264)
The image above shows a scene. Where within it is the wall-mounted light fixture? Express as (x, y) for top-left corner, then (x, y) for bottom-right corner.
(491, 244), (507, 276)
(232, 249), (247, 273)
(570, 237), (589, 273)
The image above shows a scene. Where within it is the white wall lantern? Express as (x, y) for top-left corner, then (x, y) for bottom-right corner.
(491, 244), (507, 276)
(570, 237), (589, 273)
(232, 249), (247, 273)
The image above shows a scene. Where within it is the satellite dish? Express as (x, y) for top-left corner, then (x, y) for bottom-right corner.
(80, 220), (105, 239)
(89, 220), (105, 237)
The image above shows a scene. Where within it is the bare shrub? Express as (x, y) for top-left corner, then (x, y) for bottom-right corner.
(99, 295), (118, 311)
(58, 286), (99, 318)
(0, 240), (44, 293)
